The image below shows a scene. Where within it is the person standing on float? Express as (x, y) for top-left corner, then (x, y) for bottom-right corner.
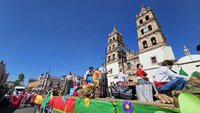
(99, 63), (108, 98)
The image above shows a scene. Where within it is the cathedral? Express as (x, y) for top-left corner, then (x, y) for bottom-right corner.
(106, 5), (177, 85)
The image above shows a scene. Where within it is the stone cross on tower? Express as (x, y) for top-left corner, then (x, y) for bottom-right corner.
(184, 45), (191, 56)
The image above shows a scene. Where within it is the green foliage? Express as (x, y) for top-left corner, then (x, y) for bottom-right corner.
(14, 80), (20, 86)
(18, 73), (25, 82)
(0, 84), (9, 98)
(13, 73), (25, 86)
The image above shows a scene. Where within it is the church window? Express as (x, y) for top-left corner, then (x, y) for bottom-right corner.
(118, 53), (121, 59)
(151, 56), (157, 64)
(113, 54), (115, 60)
(142, 40), (148, 49)
(148, 25), (152, 31)
(145, 15), (150, 21)
(126, 62), (131, 70)
(109, 38), (112, 43)
(139, 19), (143, 24)
(49, 81), (53, 87)
(113, 44), (115, 50)
(151, 37), (157, 45)
(113, 37), (115, 41)
(117, 36), (119, 41)
(109, 46), (111, 51)
(141, 29), (144, 35)
(108, 56), (111, 62)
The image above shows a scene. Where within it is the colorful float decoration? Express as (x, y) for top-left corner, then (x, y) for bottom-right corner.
(84, 98), (90, 107)
(122, 101), (133, 113)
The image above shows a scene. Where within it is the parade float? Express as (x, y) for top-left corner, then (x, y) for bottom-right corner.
(33, 71), (200, 113)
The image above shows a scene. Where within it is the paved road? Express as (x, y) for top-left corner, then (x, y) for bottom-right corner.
(0, 104), (35, 113)
(14, 107), (35, 113)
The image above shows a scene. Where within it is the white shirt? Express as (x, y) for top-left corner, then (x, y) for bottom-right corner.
(117, 72), (128, 82)
(84, 70), (93, 79)
(154, 66), (188, 82)
(66, 75), (73, 80)
(99, 66), (107, 74)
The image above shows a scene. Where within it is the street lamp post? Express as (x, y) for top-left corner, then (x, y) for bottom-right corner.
(116, 46), (126, 72)
(43, 72), (50, 91)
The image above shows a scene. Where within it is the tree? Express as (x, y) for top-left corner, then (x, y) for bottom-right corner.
(13, 73), (25, 86)
(14, 80), (20, 86)
(18, 73), (25, 83)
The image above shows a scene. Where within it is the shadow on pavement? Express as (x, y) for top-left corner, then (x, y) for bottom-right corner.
(0, 104), (35, 113)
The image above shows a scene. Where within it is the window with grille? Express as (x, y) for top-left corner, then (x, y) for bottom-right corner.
(151, 56), (157, 64)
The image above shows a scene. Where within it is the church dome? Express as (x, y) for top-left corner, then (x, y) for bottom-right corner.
(177, 54), (200, 64)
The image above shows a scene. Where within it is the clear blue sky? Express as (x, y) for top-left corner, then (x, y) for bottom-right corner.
(0, 0), (199, 83)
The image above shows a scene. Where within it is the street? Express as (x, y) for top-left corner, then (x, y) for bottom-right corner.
(0, 104), (35, 113)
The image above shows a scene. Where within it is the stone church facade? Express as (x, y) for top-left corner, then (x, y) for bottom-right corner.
(106, 5), (176, 85)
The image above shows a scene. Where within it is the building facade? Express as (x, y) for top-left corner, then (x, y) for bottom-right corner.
(106, 26), (139, 85)
(27, 74), (64, 92)
(173, 46), (200, 76)
(106, 26), (125, 85)
(106, 4), (178, 84)
(136, 5), (176, 81)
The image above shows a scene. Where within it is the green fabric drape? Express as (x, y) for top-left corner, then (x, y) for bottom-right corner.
(41, 91), (53, 113)
(115, 101), (180, 113)
(192, 71), (199, 76)
(74, 99), (115, 113)
(179, 67), (188, 76)
(179, 92), (200, 113)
